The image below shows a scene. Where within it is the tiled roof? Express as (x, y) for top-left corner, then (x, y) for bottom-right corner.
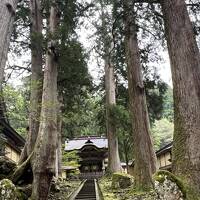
(156, 142), (173, 156)
(65, 136), (108, 151)
(0, 119), (25, 152)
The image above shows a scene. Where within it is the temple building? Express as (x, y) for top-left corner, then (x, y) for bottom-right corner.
(65, 136), (108, 179)
(64, 136), (172, 179)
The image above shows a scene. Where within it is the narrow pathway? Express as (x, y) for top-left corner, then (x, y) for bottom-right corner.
(75, 179), (96, 200)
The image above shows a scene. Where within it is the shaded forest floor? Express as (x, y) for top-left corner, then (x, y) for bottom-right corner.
(99, 172), (185, 200)
(48, 178), (80, 200)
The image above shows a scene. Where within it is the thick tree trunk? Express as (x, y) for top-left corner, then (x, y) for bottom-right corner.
(27, 0), (43, 155)
(123, 0), (156, 190)
(105, 58), (122, 173)
(0, 0), (18, 123)
(100, 1), (121, 173)
(19, 0), (43, 164)
(161, 0), (200, 197)
(31, 2), (59, 199)
(0, 0), (18, 89)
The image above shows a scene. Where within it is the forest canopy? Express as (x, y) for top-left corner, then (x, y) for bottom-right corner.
(0, 0), (200, 199)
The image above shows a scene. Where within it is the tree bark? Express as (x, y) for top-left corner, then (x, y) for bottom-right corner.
(161, 0), (200, 196)
(27, 0), (43, 155)
(0, 0), (18, 123)
(105, 58), (122, 173)
(123, 0), (156, 190)
(57, 112), (63, 177)
(0, 0), (18, 90)
(19, 0), (43, 164)
(99, 0), (122, 173)
(31, 2), (59, 199)
(55, 94), (63, 177)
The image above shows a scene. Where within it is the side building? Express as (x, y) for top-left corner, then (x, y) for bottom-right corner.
(128, 142), (172, 174)
(0, 119), (25, 163)
(156, 142), (172, 171)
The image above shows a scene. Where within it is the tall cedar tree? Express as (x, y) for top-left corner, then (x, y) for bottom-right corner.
(123, 0), (156, 190)
(100, 1), (122, 173)
(19, 0), (43, 164)
(0, 0), (18, 89)
(0, 0), (18, 120)
(105, 58), (122, 173)
(31, 1), (60, 199)
(161, 0), (200, 197)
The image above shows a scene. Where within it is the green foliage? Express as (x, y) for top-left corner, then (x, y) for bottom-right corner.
(109, 105), (130, 127)
(162, 87), (174, 122)
(151, 118), (173, 150)
(145, 81), (168, 123)
(62, 95), (102, 139)
(10, 0), (30, 58)
(58, 39), (93, 112)
(150, 86), (174, 150)
(3, 84), (29, 138)
(108, 105), (133, 164)
(62, 149), (81, 175)
(62, 149), (81, 168)
(53, 0), (96, 140)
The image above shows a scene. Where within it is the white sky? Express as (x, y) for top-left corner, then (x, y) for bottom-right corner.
(6, 30), (172, 88)
(7, 4), (173, 88)
(78, 24), (172, 87)
(158, 52), (172, 86)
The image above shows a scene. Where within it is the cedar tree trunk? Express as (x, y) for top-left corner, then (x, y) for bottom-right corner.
(100, 1), (121, 173)
(19, 0), (43, 164)
(0, 0), (18, 89)
(31, 2), (59, 199)
(0, 0), (18, 122)
(123, 0), (156, 190)
(161, 0), (200, 196)
(105, 58), (122, 173)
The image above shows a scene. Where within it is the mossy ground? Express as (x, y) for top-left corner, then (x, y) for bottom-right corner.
(48, 179), (81, 200)
(0, 178), (81, 200)
(99, 173), (140, 200)
(99, 176), (120, 200)
(99, 171), (200, 200)
(99, 175), (157, 200)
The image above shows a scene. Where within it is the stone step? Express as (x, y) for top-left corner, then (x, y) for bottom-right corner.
(75, 179), (96, 200)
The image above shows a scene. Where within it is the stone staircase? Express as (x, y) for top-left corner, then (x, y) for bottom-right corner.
(75, 179), (96, 200)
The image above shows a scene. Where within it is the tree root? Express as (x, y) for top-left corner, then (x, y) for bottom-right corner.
(11, 151), (34, 184)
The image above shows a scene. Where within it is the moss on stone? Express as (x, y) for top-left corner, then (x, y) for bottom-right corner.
(100, 171), (200, 200)
(112, 172), (133, 189)
(48, 179), (81, 200)
(153, 170), (200, 200)
(153, 170), (186, 197)
(0, 179), (19, 200)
